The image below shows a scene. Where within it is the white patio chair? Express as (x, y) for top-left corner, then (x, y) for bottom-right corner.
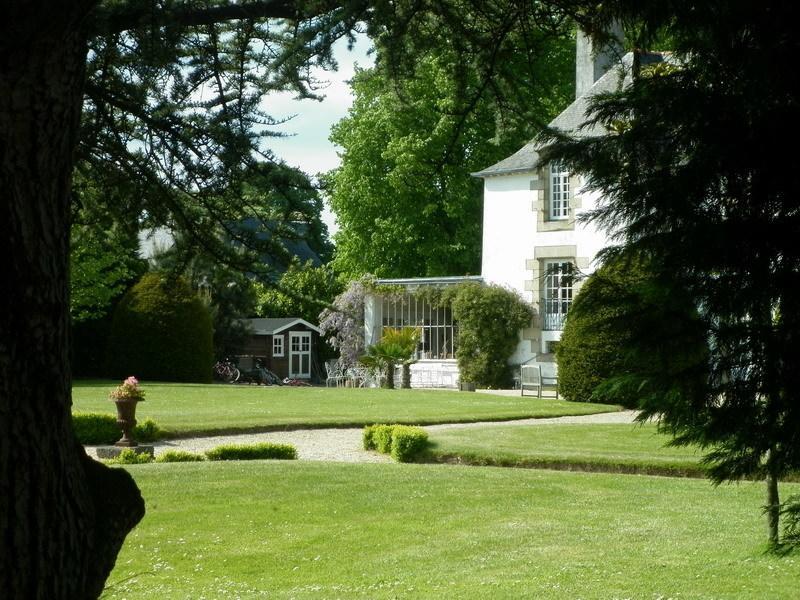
(325, 359), (346, 387)
(520, 364), (542, 398)
(346, 365), (368, 388)
(541, 364), (559, 399)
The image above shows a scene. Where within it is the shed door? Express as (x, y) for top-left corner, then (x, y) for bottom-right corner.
(289, 331), (312, 378)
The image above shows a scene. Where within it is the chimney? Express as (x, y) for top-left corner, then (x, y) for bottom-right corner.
(575, 24), (623, 99)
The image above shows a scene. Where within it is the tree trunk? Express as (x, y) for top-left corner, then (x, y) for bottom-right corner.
(766, 461), (781, 547)
(384, 361), (396, 389)
(401, 362), (411, 389)
(0, 4), (144, 598)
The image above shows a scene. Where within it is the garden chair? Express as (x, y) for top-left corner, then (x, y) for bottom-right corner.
(520, 364), (542, 398)
(346, 365), (368, 388)
(325, 359), (347, 387)
(541, 364), (559, 399)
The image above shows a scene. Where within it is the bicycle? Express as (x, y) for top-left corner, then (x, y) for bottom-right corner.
(213, 358), (240, 383)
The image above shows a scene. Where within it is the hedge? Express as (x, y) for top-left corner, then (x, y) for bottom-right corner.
(155, 450), (205, 463)
(105, 448), (154, 465)
(389, 426), (429, 462)
(107, 272), (213, 383)
(373, 424), (395, 454)
(205, 442), (297, 461)
(557, 257), (706, 408)
(362, 424), (429, 463)
(72, 413), (164, 445)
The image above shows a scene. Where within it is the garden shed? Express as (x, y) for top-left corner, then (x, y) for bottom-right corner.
(239, 317), (322, 382)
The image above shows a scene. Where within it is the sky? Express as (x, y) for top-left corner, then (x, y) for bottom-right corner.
(264, 35), (375, 236)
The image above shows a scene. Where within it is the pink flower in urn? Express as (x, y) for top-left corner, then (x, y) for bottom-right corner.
(109, 376), (146, 401)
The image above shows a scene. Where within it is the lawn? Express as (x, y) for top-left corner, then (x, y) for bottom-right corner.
(72, 380), (620, 436)
(103, 461), (800, 599)
(426, 423), (708, 477)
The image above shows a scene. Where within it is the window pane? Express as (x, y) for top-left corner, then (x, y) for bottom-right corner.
(550, 161), (571, 220)
(543, 261), (573, 330)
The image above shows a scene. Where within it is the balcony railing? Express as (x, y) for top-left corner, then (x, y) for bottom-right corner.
(541, 298), (570, 331)
(542, 311), (567, 331)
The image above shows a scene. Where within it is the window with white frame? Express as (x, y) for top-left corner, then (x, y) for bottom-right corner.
(381, 294), (457, 359)
(542, 261), (574, 331)
(272, 335), (284, 357)
(549, 161), (570, 220)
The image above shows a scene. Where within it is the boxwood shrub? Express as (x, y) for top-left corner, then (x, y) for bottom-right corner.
(363, 424), (378, 450)
(373, 425), (395, 454)
(390, 426), (429, 462)
(363, 424), (429, 463)
(73, 412), (164, 445)
(72, 412), (120, 445)
(205, 442), (297, 461)
(134, 418), (163, 442)
(105, 448), (154, 465)
(155, 450), (205, 463)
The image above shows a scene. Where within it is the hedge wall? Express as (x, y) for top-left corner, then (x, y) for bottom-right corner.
(107, 272), (213, 382)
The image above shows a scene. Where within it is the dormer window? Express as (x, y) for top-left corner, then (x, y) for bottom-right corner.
(549, 161), (570, 220)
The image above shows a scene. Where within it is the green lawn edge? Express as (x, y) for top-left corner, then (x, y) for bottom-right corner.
(421, 449), (708, 478)
(73, 380), (623, 440)
(419, 448), (800, 482)
(152, 410), (624, 440)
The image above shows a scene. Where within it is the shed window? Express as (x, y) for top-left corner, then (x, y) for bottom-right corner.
(273, 335), (284, 357)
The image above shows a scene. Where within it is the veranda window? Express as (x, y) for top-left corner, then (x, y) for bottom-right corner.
(381, 294), (457, 359)
(549, 161), (571, 220)
(542, 261), (574, 330)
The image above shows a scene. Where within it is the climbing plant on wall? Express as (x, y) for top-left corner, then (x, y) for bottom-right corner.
(444, 282), (534, 389)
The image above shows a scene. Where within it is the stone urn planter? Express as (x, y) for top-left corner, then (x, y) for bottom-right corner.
(112, 397), (140, 447)
(109, 376), (146, 447)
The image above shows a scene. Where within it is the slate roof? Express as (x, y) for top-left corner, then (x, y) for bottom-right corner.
(244, 317), (321, 335)
(472, 52), (664, 178)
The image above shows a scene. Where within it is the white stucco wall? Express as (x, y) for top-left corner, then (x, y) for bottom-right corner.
(480, 173), (538, 299)
(481, 173), (613, 369)
(481, 175), (610, 296)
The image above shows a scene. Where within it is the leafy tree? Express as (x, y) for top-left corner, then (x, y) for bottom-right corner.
(557, 258), (706, 409)
(151, 245), (261, 361)
(255, 258), (343, 325)
(326, 38), (573, 278)
(69, 225), (144, 323)
(546, 3), (800, 545)
(1, 2), (373, 595)
(70, 172), (149, 375)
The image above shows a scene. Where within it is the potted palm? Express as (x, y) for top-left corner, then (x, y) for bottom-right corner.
(361, 328), (420, 389)
(108, 376), (146, 447)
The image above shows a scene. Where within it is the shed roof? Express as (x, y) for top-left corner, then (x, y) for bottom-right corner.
(245, 317), (322, 335)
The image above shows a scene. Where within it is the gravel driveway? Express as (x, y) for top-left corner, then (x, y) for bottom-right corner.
(126, 409), (639, 463)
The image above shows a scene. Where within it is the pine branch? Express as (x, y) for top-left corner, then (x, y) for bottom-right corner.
(89, 1), (302, 36)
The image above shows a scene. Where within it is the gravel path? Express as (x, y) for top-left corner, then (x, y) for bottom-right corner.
(110, 409), (639, 463)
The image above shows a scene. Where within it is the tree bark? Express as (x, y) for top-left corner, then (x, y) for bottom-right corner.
(384, 361), (396, 389)
(0, 4), (144, 598)
(765, 459), (781, 547)
(401, 362), (412, 389)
